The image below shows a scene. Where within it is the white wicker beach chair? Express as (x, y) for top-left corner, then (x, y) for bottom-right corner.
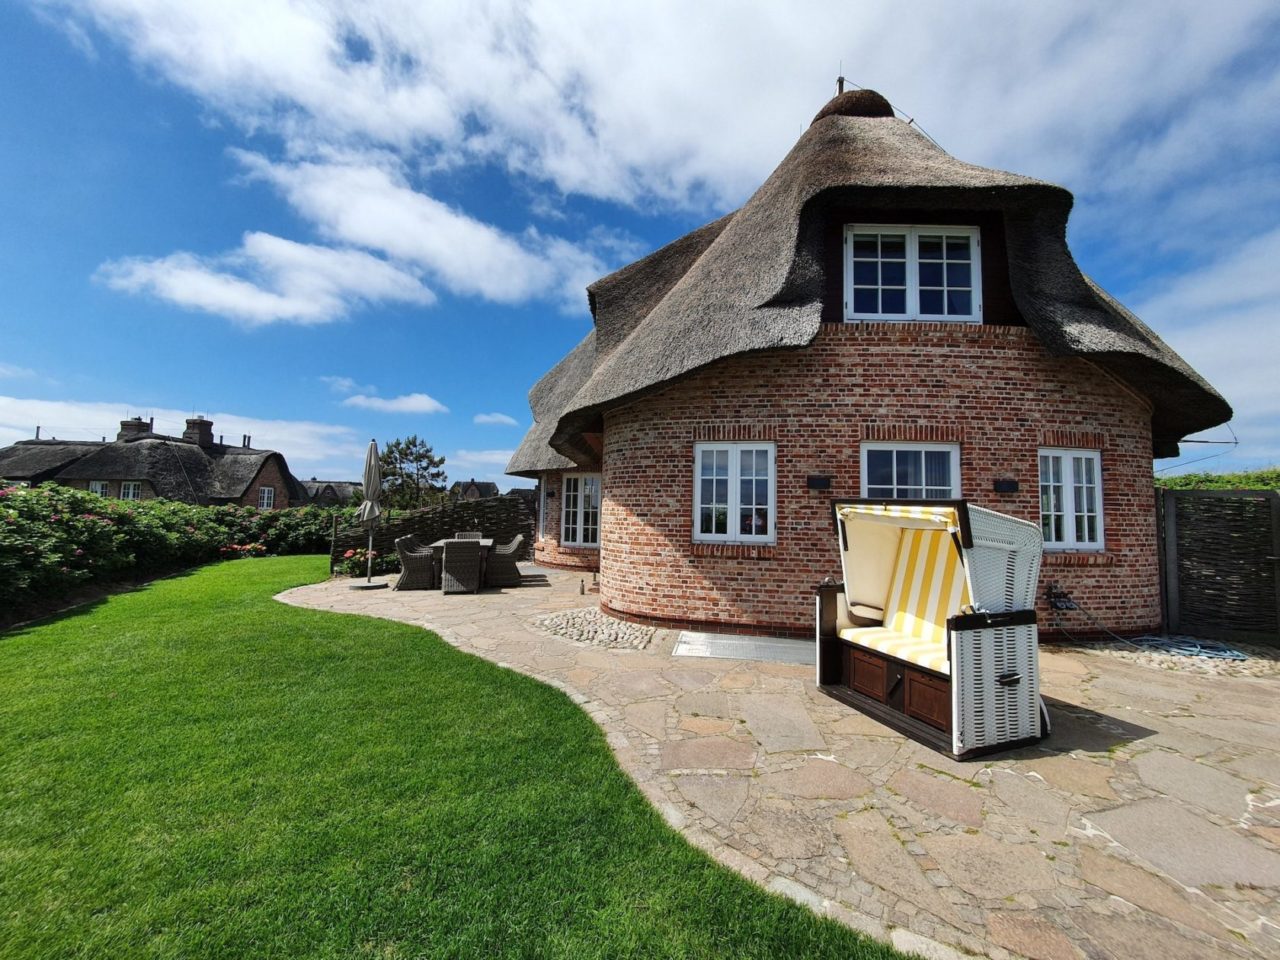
(816, 499), (1046, 759)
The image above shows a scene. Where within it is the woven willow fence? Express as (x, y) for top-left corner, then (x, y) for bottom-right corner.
(1159, 489), (1280, 645)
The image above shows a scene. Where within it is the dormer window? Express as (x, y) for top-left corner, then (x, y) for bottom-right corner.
(844, 225), (982, 322)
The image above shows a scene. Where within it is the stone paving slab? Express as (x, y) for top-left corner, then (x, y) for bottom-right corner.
(1088, 798), (1280, 888)
(280, 568), (1280, 960)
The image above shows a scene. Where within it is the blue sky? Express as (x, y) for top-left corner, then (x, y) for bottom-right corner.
(2, 1), (1278, 486)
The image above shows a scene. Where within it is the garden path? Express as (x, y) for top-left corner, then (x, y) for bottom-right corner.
(279, 566), (1280, 960)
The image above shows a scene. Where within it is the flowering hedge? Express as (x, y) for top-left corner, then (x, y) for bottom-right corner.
(0, 484), (355, 615)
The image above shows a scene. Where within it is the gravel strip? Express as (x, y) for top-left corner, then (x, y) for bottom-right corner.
(1044, 635), (1280, 678)
(534, 607), (655, 650)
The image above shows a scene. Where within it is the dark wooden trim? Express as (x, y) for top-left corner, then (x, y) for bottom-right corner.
(948, 609), (1036, 632)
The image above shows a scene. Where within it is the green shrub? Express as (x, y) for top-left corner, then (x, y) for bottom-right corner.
(0, 484), (353, 614)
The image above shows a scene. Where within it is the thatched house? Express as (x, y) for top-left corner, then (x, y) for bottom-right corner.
(450, 478), (501, 502)
(508, 88), (1230, 636)
(0, 417), (305, 509)
(301, 479), (363, 506)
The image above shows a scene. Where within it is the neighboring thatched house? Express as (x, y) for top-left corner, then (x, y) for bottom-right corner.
(0, 417), (305, 509)
(450, 478), (501, 501)
(301, 479), (363, 506)
(508, 88), (1230, 636)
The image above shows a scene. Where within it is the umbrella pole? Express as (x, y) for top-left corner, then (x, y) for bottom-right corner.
(366, 528), (374, 583)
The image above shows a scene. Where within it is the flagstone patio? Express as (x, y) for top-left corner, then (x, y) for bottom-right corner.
(278, 566), (1280, 960)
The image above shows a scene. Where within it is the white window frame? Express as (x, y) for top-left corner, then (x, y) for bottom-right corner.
(88, 480), (109, 496)
(258, 486), (276, 509)
(844, 225), (983, 323)
(860, 443), (961, 500)
(692, 442), (777, 545)
(119, 481), (142, 501)
(561, 473), (601, 548)
(1038, 448), (1104, 551)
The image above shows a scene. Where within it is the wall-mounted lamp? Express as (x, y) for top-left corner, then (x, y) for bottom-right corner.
(992, 478), (1019, 494)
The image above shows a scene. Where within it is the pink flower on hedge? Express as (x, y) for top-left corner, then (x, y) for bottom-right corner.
(344, 549), (355, 559)
(74, 549), (84, 556)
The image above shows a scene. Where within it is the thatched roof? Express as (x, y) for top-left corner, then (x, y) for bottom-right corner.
(301, 479), (362, 504)
(0, 440), (103, 483)
(53, 436), (303, 504)
(506, 332), (597, 476)
(510, 89), (1229, 469)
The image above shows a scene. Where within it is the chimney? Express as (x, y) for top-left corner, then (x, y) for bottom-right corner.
(218, 434), (224, 445)
(182, 417), (215, 448)
(34, 425), (40, 440)
(117, 417), (150, 441)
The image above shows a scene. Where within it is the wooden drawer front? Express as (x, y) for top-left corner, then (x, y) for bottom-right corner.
(849, 648), (889, 702)
(905, 669), (951, 732)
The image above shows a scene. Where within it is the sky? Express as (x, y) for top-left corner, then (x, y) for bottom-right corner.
(1, 1), (1278, 488)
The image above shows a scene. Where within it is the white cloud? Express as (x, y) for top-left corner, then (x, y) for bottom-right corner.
(97, 231), (434, 325)
(43, 2), (1280, 209)
(0, 395), (362, 474)
(233, 151), (606, 310)
(0, 363), (37, 379)
(341, 392), (448, 414)
(473, 412), (518, 426)
(1132, 227), (1280, 470)
(319, 375), (375, 395)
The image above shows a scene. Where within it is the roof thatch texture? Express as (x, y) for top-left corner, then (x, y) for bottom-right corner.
(510, 90), (1229, 469)
(54, 438), (302, 504)
(0, 440), (103, 483)
(506, 332), (597, 476)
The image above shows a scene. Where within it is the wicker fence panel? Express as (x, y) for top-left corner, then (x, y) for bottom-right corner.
(1160, 489), (1280, 645)
(330, 495), (534, 569)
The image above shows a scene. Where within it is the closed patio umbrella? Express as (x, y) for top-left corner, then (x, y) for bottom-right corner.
(351, 439), (388, 590)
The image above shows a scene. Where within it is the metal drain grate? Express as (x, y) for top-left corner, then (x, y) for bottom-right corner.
(672, 631), (815, 665)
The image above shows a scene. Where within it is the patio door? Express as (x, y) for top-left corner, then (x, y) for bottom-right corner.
(562, 473), (601, 547)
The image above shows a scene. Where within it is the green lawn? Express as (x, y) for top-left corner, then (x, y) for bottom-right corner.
(0, 557), (904, 959)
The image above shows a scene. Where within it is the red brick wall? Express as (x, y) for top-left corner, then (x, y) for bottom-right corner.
(598, 323), (1160, 636)
(240, 456), (292, 510)
(533, 469), (601, 571)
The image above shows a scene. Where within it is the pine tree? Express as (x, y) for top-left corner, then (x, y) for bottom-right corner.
(378, 436), (448, 509)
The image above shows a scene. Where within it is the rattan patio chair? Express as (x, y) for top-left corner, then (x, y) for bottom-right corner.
(441, 539), (483, 594)
(393, 535), (438, 590)
(454, 531), (483, 540)
(485, 534), (524, 588)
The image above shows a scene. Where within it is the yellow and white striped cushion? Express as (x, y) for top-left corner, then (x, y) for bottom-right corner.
(884, 528), (969, 648)
(839, 528), (969, 675)
(837, 626), (952, 674)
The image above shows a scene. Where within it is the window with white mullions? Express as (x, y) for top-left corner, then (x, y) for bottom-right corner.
(845, 225), (981, 322)
(258, 486), (275, 509)
(861, 443), (960, 499)
(1038, 449), (1103, 550)
(693, 442), (775, 543)
(561, 473), (600, 547)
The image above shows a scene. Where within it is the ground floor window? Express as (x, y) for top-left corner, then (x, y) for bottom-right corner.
(1039, 448), (1103, 550)
(861, 443), (960, 499)
(562, 473), (600, 547)
(258, 486), (276, 509)
(693, 442), (776, 543)
(120, 481), (142, 501)
(88, 480), (109, 496)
